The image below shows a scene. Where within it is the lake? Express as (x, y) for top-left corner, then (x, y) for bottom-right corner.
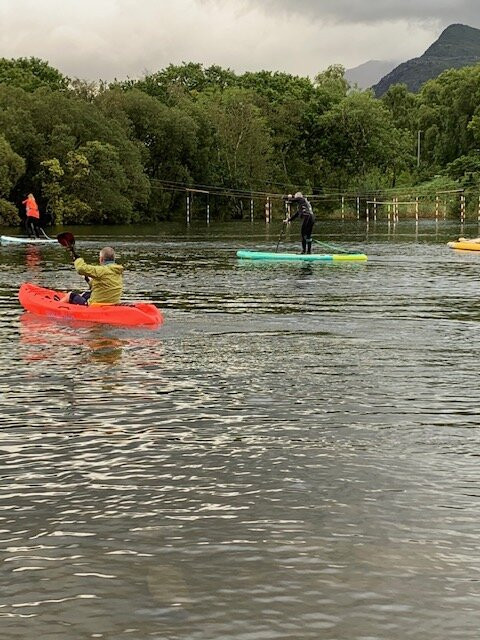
(1, 218), (480, 639)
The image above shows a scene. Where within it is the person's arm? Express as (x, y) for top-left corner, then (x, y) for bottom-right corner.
(283, 194), (300, 222)
(287, 199), (301, 221)
(74, 258), (105, 279)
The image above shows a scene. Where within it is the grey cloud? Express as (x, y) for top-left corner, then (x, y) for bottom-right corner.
(208, 0), (480, 26)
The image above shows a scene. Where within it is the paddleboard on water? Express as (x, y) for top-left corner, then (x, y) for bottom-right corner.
(18, 283), (164, 327)
(236, 250), (367, 262)
(1, 235), (57, 245)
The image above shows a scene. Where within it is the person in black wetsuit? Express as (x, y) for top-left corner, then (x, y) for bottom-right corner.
(284, 191), (315, 254)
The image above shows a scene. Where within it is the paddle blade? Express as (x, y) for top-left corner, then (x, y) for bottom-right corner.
(57, 232), (75, 248)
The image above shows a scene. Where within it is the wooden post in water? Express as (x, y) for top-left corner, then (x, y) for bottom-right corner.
(206, 193), (210, 225)
(186, 192), (190, 224)
(265, 198), (271, 224)
(341, 195), (345, 220)
(374, 197), (377, 221)
(460, 192), (466, 223)
(415, 196), (419, 222)
(435, 195), (439, 221)
(250, 198), (254, 223)
(366, 203), (369, 223)
(356, 196), (360, 220)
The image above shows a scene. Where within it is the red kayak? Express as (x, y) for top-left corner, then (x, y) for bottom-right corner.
(18, 283), (163, 327)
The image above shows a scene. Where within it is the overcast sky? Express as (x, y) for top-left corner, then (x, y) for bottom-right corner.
(1, 0), (479, 81)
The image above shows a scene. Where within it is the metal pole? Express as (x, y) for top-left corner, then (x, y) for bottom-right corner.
(206, 194), (210, 225)
(186, 192), (190, 224)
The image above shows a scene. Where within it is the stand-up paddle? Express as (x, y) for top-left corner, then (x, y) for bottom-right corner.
(39, 227), (53, 240)
(275, 221), (287, 253)
(275, 197), (291, 252)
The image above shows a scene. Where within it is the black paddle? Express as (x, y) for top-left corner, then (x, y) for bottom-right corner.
(57, 232), (89, 284)
(275, 221), (287, 253)
(275, 198), (291, 252)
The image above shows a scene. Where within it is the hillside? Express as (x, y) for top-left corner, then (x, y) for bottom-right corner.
(345, 60), (399, 89)
(372, 23), (480, 96)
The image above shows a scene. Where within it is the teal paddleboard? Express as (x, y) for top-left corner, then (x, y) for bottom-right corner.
(236, 250), (367, 262)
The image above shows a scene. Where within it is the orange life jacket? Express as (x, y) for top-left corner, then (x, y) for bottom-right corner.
(23, 196), (40, 219)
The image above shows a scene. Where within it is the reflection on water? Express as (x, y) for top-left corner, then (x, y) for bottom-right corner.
(19, 313), (127, 365)
(1, 220), (480, 639)
(25, 245), (42, 273)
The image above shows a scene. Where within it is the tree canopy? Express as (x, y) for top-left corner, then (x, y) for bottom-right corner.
(0, 56), (479, 223)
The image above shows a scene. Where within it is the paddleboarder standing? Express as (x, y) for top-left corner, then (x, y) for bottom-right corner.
(284, 192), (315, 254)
(22, 193), (42, 238)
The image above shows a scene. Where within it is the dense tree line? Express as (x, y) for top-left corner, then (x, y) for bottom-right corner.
(0, 56), (480, 225)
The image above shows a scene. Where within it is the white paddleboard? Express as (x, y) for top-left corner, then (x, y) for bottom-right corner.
(1, 235), (57, 245)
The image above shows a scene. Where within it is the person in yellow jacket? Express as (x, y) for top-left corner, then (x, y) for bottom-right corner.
(60, 247), (124, 305)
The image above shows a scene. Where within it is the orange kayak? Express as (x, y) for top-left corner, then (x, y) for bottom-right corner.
(18, 283), (163, 327)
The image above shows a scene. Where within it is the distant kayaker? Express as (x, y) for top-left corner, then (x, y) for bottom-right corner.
(284, 192), (315, 254)
(60, 247), (124, 306)
(22, 193), (42, 238)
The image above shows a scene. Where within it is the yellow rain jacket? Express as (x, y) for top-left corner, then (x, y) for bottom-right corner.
(74, 257), (124, 305)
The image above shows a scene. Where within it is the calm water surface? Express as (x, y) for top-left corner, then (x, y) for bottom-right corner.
(1, 219), (480, 639)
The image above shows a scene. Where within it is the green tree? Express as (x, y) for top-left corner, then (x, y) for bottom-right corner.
(0, 134), (25, 224)
(0, 133), (25, 196)
(311, 91), (411, 191)
(382, 83), (419, 132)
(200, 88), (272, 190)
(0, 87), (149, 223)
(96, 88), (198, 218)
(417, 65), (480, 170)
(0, 57), (69, 92)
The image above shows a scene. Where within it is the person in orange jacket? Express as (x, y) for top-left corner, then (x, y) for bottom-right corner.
(22, 193), (42, 238)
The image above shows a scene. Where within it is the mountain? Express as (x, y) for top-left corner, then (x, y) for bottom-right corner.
(345, 60), (399, 89)
(372, 23), (480, 97)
